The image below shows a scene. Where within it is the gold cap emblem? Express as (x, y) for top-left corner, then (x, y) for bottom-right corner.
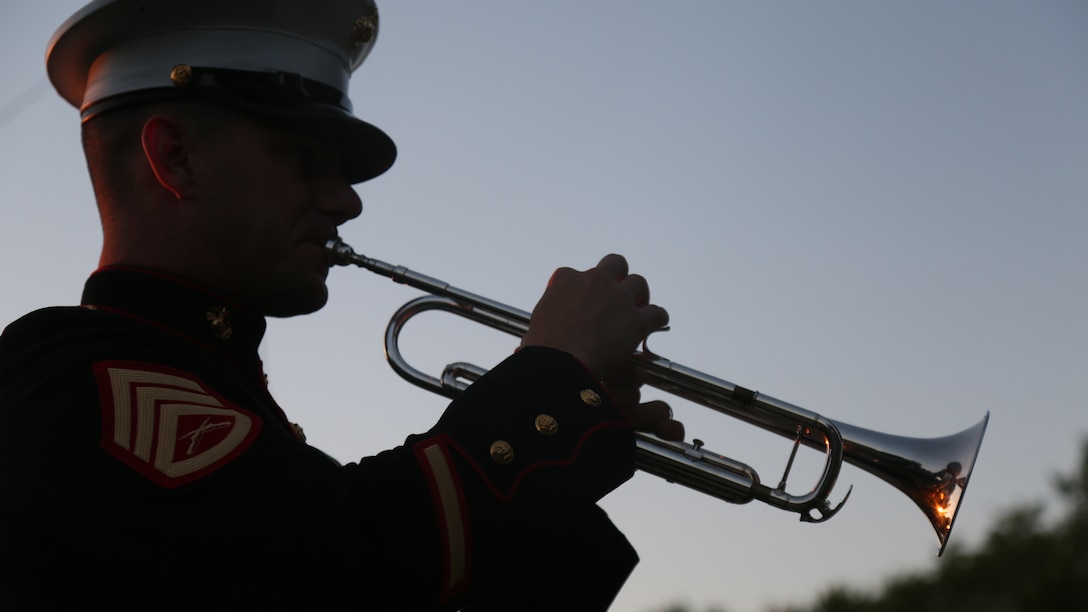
(352, 9), (377, 46)
(170, 64), (194, 87)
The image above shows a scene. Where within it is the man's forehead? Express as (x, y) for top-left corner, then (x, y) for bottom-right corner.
(231, 113), (353, 175)
(242, 112), (343, 149)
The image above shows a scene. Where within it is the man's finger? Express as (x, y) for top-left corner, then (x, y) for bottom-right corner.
(623, 399), (671, 431)
(595, 253), (629, 280)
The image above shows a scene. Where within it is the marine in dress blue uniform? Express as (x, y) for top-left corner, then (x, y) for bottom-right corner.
(0, 1), (676, 609)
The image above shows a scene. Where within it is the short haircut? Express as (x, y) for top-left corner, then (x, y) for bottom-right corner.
(80, 100), (239, 204)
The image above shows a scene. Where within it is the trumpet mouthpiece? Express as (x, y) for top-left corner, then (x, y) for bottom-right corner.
(324, 237), (357, 267)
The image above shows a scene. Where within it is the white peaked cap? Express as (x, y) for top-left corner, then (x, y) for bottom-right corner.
(47, 0), (396, 183)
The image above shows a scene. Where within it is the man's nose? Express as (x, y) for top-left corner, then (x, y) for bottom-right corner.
(319, 178), (364, 225)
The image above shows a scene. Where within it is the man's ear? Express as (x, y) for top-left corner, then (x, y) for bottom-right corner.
(141, 115), (197, 200)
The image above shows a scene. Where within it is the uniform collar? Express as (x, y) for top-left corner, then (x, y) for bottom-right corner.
(81, 266), (267, 366)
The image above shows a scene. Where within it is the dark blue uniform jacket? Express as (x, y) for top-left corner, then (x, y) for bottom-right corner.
(0, 267), (639, 611)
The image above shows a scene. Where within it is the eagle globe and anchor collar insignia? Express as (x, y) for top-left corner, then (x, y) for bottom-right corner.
(206, 306), (233, 340)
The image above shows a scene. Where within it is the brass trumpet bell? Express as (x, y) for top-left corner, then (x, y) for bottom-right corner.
(630, 354), (988, 556)
(835, 416), (989, 555)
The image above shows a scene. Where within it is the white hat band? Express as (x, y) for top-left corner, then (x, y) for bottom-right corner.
(83, 27), (351, 112)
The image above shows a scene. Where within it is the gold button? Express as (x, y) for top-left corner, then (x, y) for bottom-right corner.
(580, 389), (602, 407)
(489, 440), (514, 464)
(535, 414), (558, 436)
(170, 64), (193, 87)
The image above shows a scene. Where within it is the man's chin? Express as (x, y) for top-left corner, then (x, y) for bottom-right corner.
(263, 277), (330, 318)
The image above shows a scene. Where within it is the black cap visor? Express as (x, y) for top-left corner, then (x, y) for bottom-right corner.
(83, 66), (396, 184)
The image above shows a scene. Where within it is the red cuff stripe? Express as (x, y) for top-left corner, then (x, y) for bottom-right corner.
(414, 437), (470, 601)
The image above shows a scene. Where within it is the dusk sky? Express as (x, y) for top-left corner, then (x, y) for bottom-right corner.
(2, 2), (1085, 610)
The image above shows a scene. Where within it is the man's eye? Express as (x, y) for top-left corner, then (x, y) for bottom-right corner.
(282, 144), (319, 175)
(295, 147), (316, 168)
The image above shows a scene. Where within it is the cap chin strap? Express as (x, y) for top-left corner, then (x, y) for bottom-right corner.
(81, 66), (351, 122)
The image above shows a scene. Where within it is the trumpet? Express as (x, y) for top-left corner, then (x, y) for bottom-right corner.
(326, 238), (988, 556)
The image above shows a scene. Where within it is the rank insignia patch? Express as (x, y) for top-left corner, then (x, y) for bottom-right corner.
(94, 361), (263, 488)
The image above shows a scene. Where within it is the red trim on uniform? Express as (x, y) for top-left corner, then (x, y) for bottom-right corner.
(93, 360), (263, 488)
(83, 304), (238, 367)
(413, 436), (471, 602)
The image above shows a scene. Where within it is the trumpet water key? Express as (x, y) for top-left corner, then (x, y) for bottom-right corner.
(326, 238), (988, 556)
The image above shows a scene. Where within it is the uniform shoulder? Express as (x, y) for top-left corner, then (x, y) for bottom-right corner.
(2, 305), (100, 339)
(0, 305), (124, 371)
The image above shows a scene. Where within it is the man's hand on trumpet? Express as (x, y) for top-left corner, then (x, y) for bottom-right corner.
(521, 253), (685, 442)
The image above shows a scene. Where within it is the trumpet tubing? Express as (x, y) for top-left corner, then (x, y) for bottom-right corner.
(327, 238), (988, 556)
